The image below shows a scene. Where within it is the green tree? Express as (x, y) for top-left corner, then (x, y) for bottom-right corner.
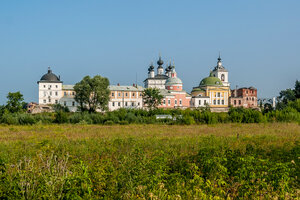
(142, 88), (163, 110)
(295, 80), (300, 99)
(6, 91), (25, 113)
(74, 75), (110, 113)
(276, 80), (300, 110)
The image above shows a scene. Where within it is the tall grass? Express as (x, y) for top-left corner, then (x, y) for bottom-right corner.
(0, 124), (299, 199)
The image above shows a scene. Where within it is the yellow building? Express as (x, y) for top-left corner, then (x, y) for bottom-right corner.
(191, 72), (231, 111)
(191, 56), (231, 112)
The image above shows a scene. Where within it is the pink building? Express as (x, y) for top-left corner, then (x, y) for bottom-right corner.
(158, 65), (191, 108)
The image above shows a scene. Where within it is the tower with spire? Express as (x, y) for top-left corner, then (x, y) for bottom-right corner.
(211, 54), (230, 87)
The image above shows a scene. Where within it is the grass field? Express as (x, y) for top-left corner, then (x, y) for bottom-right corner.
(0, 123), (299, 199)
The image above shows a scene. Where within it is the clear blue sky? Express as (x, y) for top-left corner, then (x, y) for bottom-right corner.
(0, 0), (299, 104)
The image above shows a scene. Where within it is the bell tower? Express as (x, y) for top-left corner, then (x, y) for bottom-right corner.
(211, 55), (230, 87)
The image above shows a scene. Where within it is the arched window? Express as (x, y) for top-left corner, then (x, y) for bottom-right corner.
(221, 74), (225, 81)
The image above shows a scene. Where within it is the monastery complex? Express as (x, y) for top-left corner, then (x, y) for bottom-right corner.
(34, 55), (257, 112)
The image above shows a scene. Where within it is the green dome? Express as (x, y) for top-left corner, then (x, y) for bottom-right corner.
(199, 76), (223, 86)
(165, 77), (182, 86)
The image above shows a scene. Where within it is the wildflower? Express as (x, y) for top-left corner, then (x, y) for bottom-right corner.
(149, 192), (153, 198)
(291, 160), (295, 164)
(158, 182), (164, 189)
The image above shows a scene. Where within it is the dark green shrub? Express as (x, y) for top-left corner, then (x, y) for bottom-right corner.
(54, 111), (68, 124)
(90, 113), (105, 124)
(68, 113), (83, 124)
(119, 120), (129, 125)
(104, 120), (114, 125)
(33, 113), (54, 124)
(18, 113), (36, 125)
(0, 113), (19, 125)
(203, 111), (218, 124)
(217, 112), (230, 123)
(125, 112), (137, 123)
(180, 115), (195, 125)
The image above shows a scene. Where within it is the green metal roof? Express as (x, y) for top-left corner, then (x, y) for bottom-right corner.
(199, 74), (223, 87)
(165, 77), (182, 86)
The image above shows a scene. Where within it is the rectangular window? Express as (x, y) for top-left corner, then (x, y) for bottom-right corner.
(239, 100), (241, 105)
(175, 99), (177, 105)
(55, 100), (58, 104)
(55, 92), (58, 96)
(48, 99), (51, 103)
(50, 91), (52, 96)
(179, 100), (182, 105)
(163, 99), (166, 105)
(204, 100), (207, 105)
(217, 100), (220, 104)
(132, 92), (135, 97)
(118, 93), (121, 97)
(72, 102), (75, 106)
(218, 92), (220, 97)
(44, 85), (46, 88)
(72, 92), (75, 95)
(125, 102), (128, 106)
(222, 100), (224, 105)
(138, 102), (140, 106)
(234, 100), (236, 105)
(132, 102), (134, 106)
(168, 99), (171, 105)
(214, 93), (216, 97)
(125, 93), (128, 97)
(112, 92), (114, 96)
(56, 85), (58, 88)
(213, 100), (216, 105)
(44, 91), (46, 97)
(118, 102), (120, 106)
(112, 102), (115, 106)
(199, 100), (201, 105)
(43, 99), (46, 103)
(64, 92), (67, 96)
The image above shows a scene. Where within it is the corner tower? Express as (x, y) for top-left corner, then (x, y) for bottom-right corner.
(37, 67), (63, 105)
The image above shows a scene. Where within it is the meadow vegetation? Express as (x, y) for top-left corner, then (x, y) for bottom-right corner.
(0, 123), (299, 199)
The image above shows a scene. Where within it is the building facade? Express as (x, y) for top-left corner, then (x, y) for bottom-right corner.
(191, 57), (231, 112)
(109, 84), (144, 111)
(158, 65), (191, 108)
(37, 68), (63, 105)
(36, 54), (258, 113)
(37, 68), (144, 112)
(230, 87), (258, 108)
(144, 56), (170, 89)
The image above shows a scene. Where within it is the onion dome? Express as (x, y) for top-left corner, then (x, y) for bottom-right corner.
(38, 67), (62, 83)
(199, 72), (223, 87)
(148, 63), (155, 72)
(157, 56), (164, 67)
(165, 62), (172, 72)
(165, 77), (183, 86)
